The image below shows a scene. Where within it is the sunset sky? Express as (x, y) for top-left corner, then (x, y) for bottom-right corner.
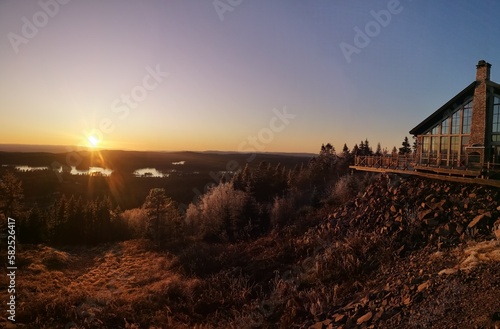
(2, 0), (500, 153)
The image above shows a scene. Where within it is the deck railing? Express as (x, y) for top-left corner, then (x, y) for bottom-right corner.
(353, 155), (415, 170)
(353, 155), (500, 179)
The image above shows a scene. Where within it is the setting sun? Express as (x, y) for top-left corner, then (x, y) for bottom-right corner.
(87, 135), (100, 148)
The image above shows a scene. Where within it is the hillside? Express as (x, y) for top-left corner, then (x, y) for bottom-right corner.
(1, 174), (499, 328)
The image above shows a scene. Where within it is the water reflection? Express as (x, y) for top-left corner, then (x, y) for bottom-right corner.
(15, 165), (48, 172)
(13, 165), (173, 178)
(133, 168), (169, 177)
(15, 165), (113, 176)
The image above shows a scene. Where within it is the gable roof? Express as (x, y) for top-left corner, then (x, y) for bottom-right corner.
(409, 81), (476, 135)
(409, 79), (500, 136)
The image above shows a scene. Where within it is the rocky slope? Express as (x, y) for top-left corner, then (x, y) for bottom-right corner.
(1, 174), (499, 328)
(305, 174), (500, 328)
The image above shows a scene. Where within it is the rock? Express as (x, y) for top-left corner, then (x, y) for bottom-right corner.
(418, 209), (434, 221)
(468, 214), (487, 228)
(309, 322), (324, 329)
(432, 199), (447, 210)
(356, 312), (373, 325)
(438, 268), (458, 275)
(322, 319), (333, 326)
(495, 228), (500, 241)
(333, 313), (346, 323)
(417, 281), (430, 292)
(373, 309), (385, 322)
(424, 218), (439, 227)
(435, 226), (450, 237)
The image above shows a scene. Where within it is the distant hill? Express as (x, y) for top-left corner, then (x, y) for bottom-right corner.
(0, 144), (77, 153)
(0, 148), (313, 174)
(0, 145), (315, 158)
(201, 150), (316, 157)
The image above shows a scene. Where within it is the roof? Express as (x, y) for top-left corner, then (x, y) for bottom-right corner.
(409, 80), (500, 135)
(409, 81), (476, 135)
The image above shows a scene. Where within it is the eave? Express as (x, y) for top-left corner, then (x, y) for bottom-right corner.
(409, 81), (476, 136)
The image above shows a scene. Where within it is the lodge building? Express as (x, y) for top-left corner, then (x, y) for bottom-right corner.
(410, 60), (500, 169)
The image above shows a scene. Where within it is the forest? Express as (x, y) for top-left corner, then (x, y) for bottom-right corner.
(0, 143), (346, 246)
(0, 138), (414, 247)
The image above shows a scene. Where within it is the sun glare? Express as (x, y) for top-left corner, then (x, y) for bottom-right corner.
(88, 135), (100, 148)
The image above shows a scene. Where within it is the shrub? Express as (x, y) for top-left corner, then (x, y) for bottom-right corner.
(270, 195), (296, 228)
(185, 183), (259, 241)
(330, 174), (360, 204)
(121, 208), (148, 238)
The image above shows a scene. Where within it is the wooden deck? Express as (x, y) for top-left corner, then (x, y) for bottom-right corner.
(350, 155), (500, 188)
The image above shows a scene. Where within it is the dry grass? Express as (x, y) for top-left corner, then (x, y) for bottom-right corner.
(437, 240), (500, 276)
(0, 240), (204, 328)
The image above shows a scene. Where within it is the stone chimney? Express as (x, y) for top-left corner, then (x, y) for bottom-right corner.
(476, 60), (491, 81)
(468, 60), (491, 163)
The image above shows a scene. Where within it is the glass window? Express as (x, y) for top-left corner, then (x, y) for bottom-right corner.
(461, 136), (470, 154)
(462, 101), (472, 134)
(451, 136), (459, 155)
(430, 137), (439, 156)
(441, 118), (449, 134)
(451, 110), (460, 134)
(422, 136), (430, 153)
(431, 125), (439, 135)
(493, 97), (500, 133)
(440, 137), (449, 153)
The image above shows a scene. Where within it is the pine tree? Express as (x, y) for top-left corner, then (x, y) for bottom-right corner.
(143, 188), (180, 245)
(364, 138), (372, 156)
(375, 142), (382, 156)
(342, 143), (350, 157)
(352, 144), (360, 156)
(399, 136), (412, 155)
(359, 141), (365, 156)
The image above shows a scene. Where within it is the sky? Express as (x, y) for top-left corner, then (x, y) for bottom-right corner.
(2, 0), (500, 154)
